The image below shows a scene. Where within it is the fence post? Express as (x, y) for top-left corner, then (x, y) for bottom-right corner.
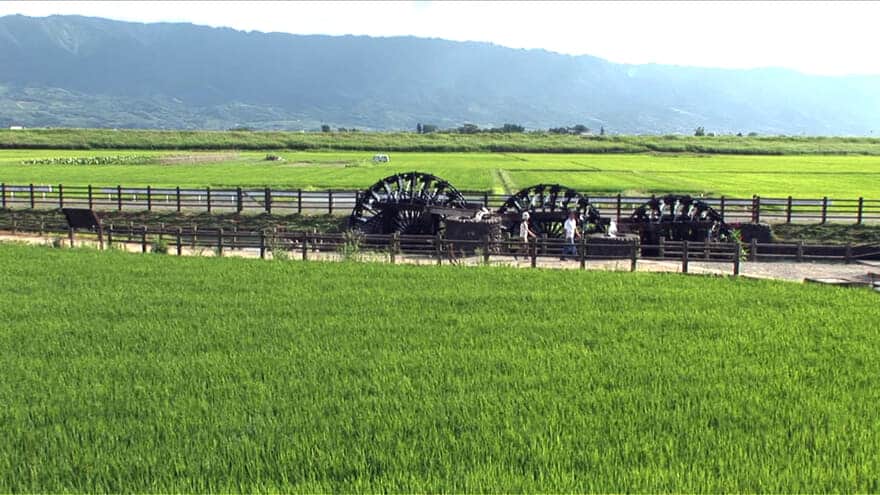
(297, 188), (303, 215)
(58, 183), (64, 209)
(733, 243), (741, 276)
(857, 197), (864, 225)
(845, 243), (852, 264)
(391, 232), (399, 264)
(29, 183), (35, 209)
(719, 195), (726, 222)
(302, 232), (308, 260)
(435, 234), (442, 265)
(147, 185), (152, 211)
(483, 191), (489, 207)
(192, 225), (198, 249)
(107, 224), (113, 248)
(797, 241), (804, 262)
(630, 240), (638, 272)
(216, 228), (223, 256)
(328, 189), (333, 215)
(206, 186), (212, 213)
(750, 239), (758, 262)
(176, 186), (181, 212)
(616, 193), (622, 222)
(236, 187), (243, 213)
(141, 226), (148, 253)
(530, 238), (537, 268)
(821, 196), (828, 224)
(752, 195), (760, 223)
(658, 236), (666, 258)
(483, 235), (491, 265)
(579, 236), (586, 270)
(0, 183), (5, 209)
(786, 196), (792, 223)
(176, 227), (183, 256)
(68, 227), (75, 248)
(265, 187), (272, 214)
(87, 184), (93, 210)
(681, 241), (689, 273)
(703, 238), (710, 260)
(117, 185), (123, 211)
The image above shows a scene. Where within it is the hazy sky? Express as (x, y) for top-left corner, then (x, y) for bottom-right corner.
(2, 1), (878, 76)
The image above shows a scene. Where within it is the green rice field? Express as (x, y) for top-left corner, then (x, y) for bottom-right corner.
(1, 244), (878, 492)
(2, 149), (880, 198)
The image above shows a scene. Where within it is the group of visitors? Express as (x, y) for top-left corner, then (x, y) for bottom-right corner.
(517, 210), (581, 260)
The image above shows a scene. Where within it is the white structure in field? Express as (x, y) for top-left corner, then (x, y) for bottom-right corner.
(372, 154), (390, 163)
(9, 126), (24, 130)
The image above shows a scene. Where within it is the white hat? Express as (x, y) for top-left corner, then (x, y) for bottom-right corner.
(521, 212), (530, 220)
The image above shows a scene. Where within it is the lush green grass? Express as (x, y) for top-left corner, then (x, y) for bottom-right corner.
(5, 128), (880, 155)
(1, 244), (878, 492)
(3, 149), (880, 198)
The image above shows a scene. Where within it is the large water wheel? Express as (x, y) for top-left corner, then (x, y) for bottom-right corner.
(497, 184), (605, 238)
(348, 171), (468, 235)
(630, 194), (730, 243)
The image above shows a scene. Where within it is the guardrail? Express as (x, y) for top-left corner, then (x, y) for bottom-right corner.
(1, 182), (879, 224)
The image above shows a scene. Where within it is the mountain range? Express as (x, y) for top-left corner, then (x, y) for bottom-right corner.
(2, 14), (880, 135)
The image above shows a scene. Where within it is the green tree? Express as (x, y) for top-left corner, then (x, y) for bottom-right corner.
(694, 126), (706, 137)
(321, 124), (331, 133)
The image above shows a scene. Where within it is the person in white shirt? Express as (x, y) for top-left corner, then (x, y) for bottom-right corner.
(515, 211), (536, 260)
(563, 211), (580, 259)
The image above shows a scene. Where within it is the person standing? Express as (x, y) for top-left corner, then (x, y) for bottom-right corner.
(515, 211), (536, 260)
(563, 211), (580, 259)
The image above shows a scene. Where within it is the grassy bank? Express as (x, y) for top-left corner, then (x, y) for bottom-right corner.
(1, 244), (878, 492)
(4, 128), (880, 155)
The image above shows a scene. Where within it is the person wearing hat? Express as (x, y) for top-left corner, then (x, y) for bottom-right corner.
(562, 210), (580, 259)
(515, 211), (536, 260)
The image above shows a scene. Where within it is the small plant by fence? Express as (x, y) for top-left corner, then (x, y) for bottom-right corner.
(1, 182), (878, 224)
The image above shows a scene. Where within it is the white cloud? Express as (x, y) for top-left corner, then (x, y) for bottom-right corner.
(1, 0), (877, 75)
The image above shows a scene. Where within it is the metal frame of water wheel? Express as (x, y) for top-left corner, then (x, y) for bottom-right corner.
(497, 184), (605, 238)
(630, 194), (730, 242)
(348, 171), (469, 235)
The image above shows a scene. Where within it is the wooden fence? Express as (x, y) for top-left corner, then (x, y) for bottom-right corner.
(3, 217), (879, 273)
(1, 182), (879, 224)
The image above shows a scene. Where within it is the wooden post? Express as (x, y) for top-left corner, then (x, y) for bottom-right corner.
(107, 224), (113, 248)
(259, 230), (266, 259)
(176, 186), (182, 212)
(88, 184), (93, 210)
(483, 235), (491, 265)
(821, 196), (828, 224)
(216, 228), (223, 256)
(579, 236), (586, 270)
(719, 196), (726, 222)
(530, 238), (537, 268)
(435, 234), (442, 265)
(616, 193), (622, 222)
(97, 223), (104, 250)
(206, 187), (212, 213)
(236, 187), (243, 213)
(302, 232), (309, 260)
(192, 225), (198, 249)
(159, 223), (164, 241)
(752, 195), (760, 223)
(681, 241), (689, 273)
(147, 185), (152, 211)
(796, 241), (804, 262)
(58, 183), (64, 209)
(176, 227), (183, 256)
(658, 236), (666, 258)
(0, 183), (5, 209)
(857, 197), (864, 225)
(128, 221), (134, 241)
(539, 234), (547, 255)
(29, 183), (35, 209)
(141, 227), (148, 253)
(483, 191), (489, 207)
(265, 187), (272, 214)
(786, 195), (792, 223)
(328, 189), (333, 215)
(117, 185), (123, 211)
(630, 240), (638, 272)
(750, 239), (758, 262)
(733, 243), (741, 277)
(845, 243), (852, 264)
(68, 227), (75, 248)
(297, 188), (303, 214)
(391, 232), (399, 264)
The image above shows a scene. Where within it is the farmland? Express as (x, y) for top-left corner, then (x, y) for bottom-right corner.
(1, 244), (878, 492)
(3, 149), (880, 198)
